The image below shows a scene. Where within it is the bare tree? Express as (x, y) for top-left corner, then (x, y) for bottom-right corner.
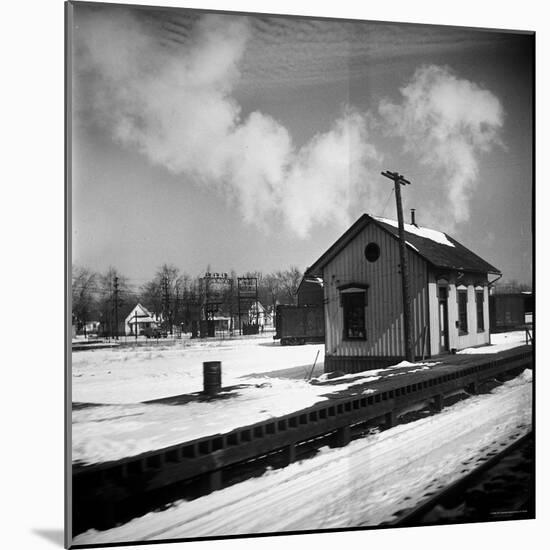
(97, 267), (134, 337)
(493, 279), (532, 294)
(140, 264), (186, 333)
(276, 266), (303, 305)
(262, 273), (282, 311)
(72, 265), (98, 334)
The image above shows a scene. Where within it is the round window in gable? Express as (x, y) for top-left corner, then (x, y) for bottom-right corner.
(364, 242), (380, 262)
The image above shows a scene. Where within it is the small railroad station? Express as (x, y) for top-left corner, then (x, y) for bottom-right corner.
(305, 212), (501, 373)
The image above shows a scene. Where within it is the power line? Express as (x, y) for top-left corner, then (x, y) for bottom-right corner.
(381, 187), (395, 217)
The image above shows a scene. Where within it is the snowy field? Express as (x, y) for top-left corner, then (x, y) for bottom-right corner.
(71, 331), (530, 465)
(72, 335), (325, 404)
(73, 368), (532, 545)
(72, 361), (435, 465)
(72, 331), (529, 404)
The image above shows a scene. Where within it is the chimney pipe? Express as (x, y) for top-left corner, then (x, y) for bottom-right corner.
(410, 208), (417, 226)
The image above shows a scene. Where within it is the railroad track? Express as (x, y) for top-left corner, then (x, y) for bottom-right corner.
(391, 430), (533, 526)
(72, 375), (533, 546)
(72, 346), (532, 536)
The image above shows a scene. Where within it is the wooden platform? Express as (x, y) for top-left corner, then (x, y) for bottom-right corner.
(72, 345), (532, 531)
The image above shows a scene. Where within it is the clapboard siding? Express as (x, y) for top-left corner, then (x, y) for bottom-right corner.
(427, 272), (490, 355)
(457, 275), (490, 349)
(323, 222), (429, 359)
(427, 273), (439, 357)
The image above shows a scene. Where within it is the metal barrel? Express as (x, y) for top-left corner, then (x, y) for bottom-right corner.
(203, 361), (222, 395)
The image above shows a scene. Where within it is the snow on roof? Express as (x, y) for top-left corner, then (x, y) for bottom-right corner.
(125, 303), (156, 324)
(306, 213), (500, 276)
(128, 315), (156, 324)
(373, 216), (455, 248)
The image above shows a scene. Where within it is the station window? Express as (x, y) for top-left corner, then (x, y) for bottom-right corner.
(458, 290), (468, 335)
(342, 292), (366, 340)
(364, 242), (380, 262)
(476, 290), (484, 332)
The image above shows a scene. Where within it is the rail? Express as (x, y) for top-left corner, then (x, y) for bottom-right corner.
(392, 431), (533, 526)
(72, 346), (532, 532)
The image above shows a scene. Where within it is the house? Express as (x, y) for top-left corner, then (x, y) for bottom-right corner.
(78, 320), (101, 336)
(306, 214), (501, 373)
(212, 314), (233, 332)
(124, 303), (159, 336)
(247, 301), (272, 328)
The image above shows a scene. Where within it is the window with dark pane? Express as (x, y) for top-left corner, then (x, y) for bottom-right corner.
(476, 290), (484, 332)
(364, 242), (380, 262)
(458, 290), (468, 334)
(342, 292), (366, 340)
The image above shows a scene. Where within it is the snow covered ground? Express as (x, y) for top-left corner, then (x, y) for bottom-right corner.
(71, 332), (530, 465)
(72, 336), (325, 404)
(458, 330), (531, 354)
(72, 374), (380, 465)
(73, 369), (532, 545)
(72, 361), (440, 465)
(72, 332), (530, 406)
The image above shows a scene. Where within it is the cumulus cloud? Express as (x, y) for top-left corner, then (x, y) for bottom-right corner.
(379, 65), (504, 227)
(76, 10), (381, 238)
(283, 111), (380, 236)
(76, 11), (504, 237)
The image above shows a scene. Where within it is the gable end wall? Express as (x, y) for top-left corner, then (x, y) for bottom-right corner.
(323, 222), (429, 359)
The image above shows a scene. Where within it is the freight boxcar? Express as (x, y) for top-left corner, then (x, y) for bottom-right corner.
(489, 292), (533, 332)
(274, 304), (324, 345)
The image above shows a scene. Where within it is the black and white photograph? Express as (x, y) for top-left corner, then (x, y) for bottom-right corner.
(65, 1), (534, 547)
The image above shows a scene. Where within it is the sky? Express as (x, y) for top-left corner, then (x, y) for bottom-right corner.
(70, 3), (534, 289)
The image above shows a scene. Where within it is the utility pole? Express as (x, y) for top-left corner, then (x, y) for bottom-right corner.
(163, 276), (170, 335)
(381, 170), (415, 362)
(255, 278), (259, 326)
(229, 277), (234, 336)
(174, 283), (180, 336)
(237, 279), (241, 336)
(113, 276), (119, 340)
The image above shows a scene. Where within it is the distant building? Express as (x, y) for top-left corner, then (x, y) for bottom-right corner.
(212, 314), (232, 332)
(80, 320), (101, 336)
(306, 214), (501, 373)
(124, 303), (159, 336)
(490, 292), (533, 331)
(247, 301), (272, 327)
(296, 276), (324, 306)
